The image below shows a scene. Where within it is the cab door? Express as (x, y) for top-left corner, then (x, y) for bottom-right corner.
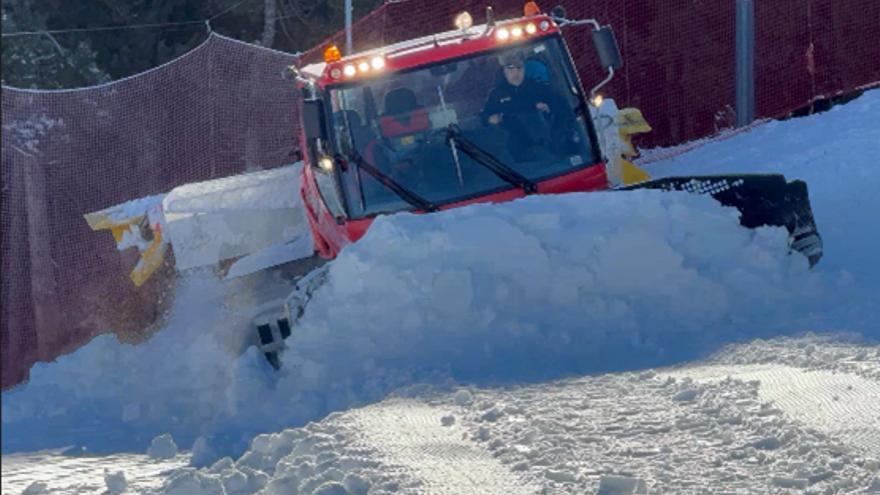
(300, 98), (350, 257)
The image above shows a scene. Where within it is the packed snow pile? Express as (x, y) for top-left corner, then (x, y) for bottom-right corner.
(284, 188), (822, 382)
(1, 187), (825, 461)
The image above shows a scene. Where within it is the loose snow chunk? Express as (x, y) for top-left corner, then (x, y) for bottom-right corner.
(313, 481), (349, 495)
(751, 436), (782, 450)
(190, 436), (219, 467)
(22, 482), (49, 495)
(104, 469), (128, 494)
(209, 456), (235, 473)
(148, 433), (179, 459)
(868, 473), (880, 492)
(221, 469), (249, 494)
(596, 475), (649, 495)
(454, 389), (474, 406)
(544, 468), (577, 483)
(772, 476), (808, 489)
(159, 469), (225, 495)
(343, 473), (371, 494)
(672, 388), (699, 402)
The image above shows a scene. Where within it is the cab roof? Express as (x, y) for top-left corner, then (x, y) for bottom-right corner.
(301, 14), (560, 87)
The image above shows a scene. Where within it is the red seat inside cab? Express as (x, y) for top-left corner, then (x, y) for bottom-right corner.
(379, 88), (431, 140)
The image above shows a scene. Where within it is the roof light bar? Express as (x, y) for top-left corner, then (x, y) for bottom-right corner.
(328, 55), (387, 80)
(495, 20), (548, 43)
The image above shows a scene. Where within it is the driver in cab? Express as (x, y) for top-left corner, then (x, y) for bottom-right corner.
(481, 49), (566, 160)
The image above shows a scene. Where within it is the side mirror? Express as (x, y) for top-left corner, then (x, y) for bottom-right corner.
(550, 5), (567, 20)
(591, 25), (622, 70)
(281, 65), (298, 81)
(302, 99), (327, 140)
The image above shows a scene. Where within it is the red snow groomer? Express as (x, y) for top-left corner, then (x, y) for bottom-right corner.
(87, 4), (823, 368)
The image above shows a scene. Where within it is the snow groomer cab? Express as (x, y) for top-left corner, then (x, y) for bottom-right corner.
(292, 3), (625, 258)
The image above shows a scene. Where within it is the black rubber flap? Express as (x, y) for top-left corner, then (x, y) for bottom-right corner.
(623, 174), (823, 267)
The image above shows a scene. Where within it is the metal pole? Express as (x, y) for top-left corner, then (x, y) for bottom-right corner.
(735, 0), (755, 127)
(345, 0), (353, 55)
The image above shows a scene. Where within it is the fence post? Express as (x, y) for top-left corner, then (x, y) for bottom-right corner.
(345, 0), (353, 55)
(735, 0), (755, 127)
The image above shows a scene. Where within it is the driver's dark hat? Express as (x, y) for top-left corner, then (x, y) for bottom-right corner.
(498, 50), (525, 66)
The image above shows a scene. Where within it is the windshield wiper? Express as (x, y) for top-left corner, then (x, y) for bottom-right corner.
(445, 125), (538, 194)
(348, 152), (437, 212)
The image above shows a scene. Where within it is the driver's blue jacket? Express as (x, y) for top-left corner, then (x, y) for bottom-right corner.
(480, 78), (566, 125)
(480, 78), (567, 149)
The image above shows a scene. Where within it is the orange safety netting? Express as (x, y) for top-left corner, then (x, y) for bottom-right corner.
(1, 34), (299, 389)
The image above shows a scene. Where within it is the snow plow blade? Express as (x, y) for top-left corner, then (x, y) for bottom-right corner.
(622, 174), (823, 267)
(161, 165), (313, 277)
(84, 195), (168, 286)
(84, 164), (314, 286)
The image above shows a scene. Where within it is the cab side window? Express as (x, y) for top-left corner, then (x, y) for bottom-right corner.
(312, 159), (346, 218)
(303, 100), (347, 219)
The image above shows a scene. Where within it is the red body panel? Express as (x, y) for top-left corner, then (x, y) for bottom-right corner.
(317, 16), (561, 90)
(302, 163), (610, 259)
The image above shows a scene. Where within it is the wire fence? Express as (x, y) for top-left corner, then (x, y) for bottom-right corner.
(1, 34), (299, 389)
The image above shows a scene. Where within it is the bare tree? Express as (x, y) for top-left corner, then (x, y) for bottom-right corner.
(261, 0), (276, 47)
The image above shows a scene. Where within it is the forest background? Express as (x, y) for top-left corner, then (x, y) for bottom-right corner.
(2, 0), (382, 89)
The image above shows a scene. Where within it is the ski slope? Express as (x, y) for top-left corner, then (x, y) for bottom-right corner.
(2, 89), (880, 494)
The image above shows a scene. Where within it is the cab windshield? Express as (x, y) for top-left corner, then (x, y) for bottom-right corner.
(328, 36), (599, 218)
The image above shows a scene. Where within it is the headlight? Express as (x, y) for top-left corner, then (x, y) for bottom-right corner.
(318, 157), (334, 172)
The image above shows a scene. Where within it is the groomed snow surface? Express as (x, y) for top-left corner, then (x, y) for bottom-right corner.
(3, 89), (880, 494)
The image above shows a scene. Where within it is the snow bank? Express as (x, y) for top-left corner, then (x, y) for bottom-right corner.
(650, 88), (880, 333)
(284, 189), (819, 386)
